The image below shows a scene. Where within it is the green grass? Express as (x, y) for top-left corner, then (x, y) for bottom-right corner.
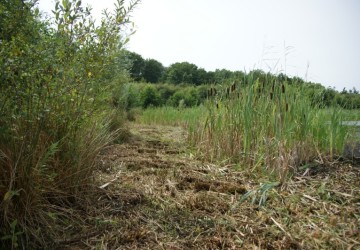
(320, 108), (360, 121)
(137, 106), (207, 127)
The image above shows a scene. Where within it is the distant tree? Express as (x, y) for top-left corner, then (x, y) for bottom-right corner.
(321, 88), (337, 107)
(126, 51), (145, 81)
(213, 69), (233, 83)
(233, 71), (246, 81)
(166, 62), (199, 84)
(291, 76), (305, 85)
(143, 59), (164, 83)
(196, 68), (208, 84)
(277, 73), (291, 82)
(206, 71), (216, 83)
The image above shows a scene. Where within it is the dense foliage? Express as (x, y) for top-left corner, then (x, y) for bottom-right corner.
(120, 78), (360, 111)
(0, 0), (138, 247)
(125, 53), (360, 109)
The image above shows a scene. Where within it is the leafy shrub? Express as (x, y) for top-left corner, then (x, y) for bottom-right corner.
(140, 84), (161, 108)
(0, 0), (139, 247)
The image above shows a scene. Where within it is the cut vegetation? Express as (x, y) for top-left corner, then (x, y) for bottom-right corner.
(77, 124), (359, 249)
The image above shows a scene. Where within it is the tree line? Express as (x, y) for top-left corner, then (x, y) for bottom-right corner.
(124, 51), (360, 109)
(125, 51), (245, 84)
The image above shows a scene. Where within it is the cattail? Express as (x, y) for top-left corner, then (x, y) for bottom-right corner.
(286, 103), (289, 112)
(272, 83), (275, 92)
(231, 83), (236, 92)
(216, 102), (219, 109)
(281, 83), (285, 93)
(270, 92), (273, 100)
(209, 87), (216, 97)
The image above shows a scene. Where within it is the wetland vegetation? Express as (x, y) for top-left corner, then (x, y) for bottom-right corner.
(1, 0), (359, 249)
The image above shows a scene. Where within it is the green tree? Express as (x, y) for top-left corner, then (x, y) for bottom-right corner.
(196, 68), (208, 84)
(143, 58), (164, 83)
(166, 62), (199, 84)
(213, 69), (234, 83)
(126, 51), (145, 81)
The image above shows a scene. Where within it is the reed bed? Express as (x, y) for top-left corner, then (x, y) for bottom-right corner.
(189, 74), (349, 182)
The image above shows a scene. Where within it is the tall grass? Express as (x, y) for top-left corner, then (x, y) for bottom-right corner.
(138, 106), (206, 127)
(189, 74), (349, 182)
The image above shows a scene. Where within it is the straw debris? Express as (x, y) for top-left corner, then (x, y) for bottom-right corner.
(52, 124), (360, 249)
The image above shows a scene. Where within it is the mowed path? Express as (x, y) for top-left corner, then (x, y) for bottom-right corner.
(78, 123), (360, 249)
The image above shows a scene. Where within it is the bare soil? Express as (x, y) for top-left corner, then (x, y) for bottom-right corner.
(62, 124), (360, 249)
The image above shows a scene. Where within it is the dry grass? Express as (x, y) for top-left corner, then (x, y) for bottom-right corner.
(55, 124), (360, 249)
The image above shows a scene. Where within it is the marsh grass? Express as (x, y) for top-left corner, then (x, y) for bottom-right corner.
(189, 74), (349, 182)
(0, 109), (116, 247)
(138, 106), (206, 127)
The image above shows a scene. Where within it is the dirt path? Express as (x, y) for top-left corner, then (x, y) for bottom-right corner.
(70, 124), (359, 249)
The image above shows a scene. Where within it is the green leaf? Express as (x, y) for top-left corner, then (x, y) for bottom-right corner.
(10, 220), (17, 231)
(3, 190), (20, 201)
(62, 0), (67, 9)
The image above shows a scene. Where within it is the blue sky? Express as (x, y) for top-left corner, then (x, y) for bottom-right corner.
(39, 0), (360, 90)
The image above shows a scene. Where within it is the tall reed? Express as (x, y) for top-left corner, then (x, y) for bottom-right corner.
(189, 74), (348, 182)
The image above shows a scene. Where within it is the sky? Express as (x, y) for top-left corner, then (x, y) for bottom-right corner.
(38, 0), (360, 91)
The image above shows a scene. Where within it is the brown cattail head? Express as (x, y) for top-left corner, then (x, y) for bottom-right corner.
(216, 102), (219, 109)
(286, 103), (289, 112)
(282, 83), (285, 93)
(231, 83), (236, 92)
(270, 92), (273, 100)
(272, 83), (275, 92)
(209, 87), (217, 97)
